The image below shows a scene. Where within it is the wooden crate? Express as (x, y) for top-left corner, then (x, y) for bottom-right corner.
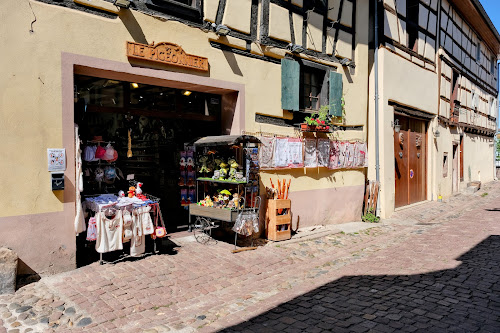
(266, 199), (291, 241)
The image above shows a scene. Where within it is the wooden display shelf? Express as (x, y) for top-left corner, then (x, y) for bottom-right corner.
(266, 199), (291, 241)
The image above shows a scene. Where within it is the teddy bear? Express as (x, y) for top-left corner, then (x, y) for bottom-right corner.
(128, 186), (136, 198)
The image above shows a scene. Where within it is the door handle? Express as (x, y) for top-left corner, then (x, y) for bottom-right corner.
(399, 152), (403, 158)
(417, 153), (420, 158)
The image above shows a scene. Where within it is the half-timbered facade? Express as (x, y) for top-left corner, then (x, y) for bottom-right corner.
(373, 0), (499, 217)
(0, 0), (369, 274)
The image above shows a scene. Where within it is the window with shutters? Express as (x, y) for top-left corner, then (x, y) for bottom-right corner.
(301, 67), (326, 111)
(281, 58), (343, 117)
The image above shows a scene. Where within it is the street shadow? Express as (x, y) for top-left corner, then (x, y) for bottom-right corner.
(222, 236), (500, 332)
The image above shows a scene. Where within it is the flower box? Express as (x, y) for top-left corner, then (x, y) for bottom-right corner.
(300, 123), (330, 132)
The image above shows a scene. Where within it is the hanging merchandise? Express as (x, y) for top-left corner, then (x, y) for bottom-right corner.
(304, 138), (318, 168)
(95, 209), (124, 254)
(346, 142), (355, 168)
(338, 142), (347, 168)
(83, 145), (98, 162)
(95, 145), (106, 159)
(317, 138), (330, 168)
(102, 143), (118, 162)
(127, 129), (133, 158)
(274, 137), (289, 168)
(329, 141), (340, 169)
(287, 137), (304, 168)
(75, 124), (86, 235)
(357, 142), (368, 167)
(259, 136), (275, 169)
(122, 210), (133, 243)
(86, 217), (97, 241)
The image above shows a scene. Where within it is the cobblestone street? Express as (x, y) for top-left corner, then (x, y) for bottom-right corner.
(1, 182), (500, 333)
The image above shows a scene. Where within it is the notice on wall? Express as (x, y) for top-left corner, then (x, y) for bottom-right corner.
(47, 148), (66, 172)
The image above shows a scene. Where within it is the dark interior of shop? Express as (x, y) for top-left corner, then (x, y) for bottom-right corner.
(74, 75), (222, 266)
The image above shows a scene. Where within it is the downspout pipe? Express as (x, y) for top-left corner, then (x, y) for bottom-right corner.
(374, 0), (381, 216)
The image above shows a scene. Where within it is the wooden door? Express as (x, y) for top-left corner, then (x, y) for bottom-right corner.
(453, 143), (459, 193)
(460, 137), (464, 181)
(394, 128), (409, 208)
(394, 116), (427, 208)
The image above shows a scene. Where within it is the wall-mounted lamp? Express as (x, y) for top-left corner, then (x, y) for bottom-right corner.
(434, 128), (441, 138)
(114, 0), (132, 9)
(211, 23), (231, 36)
(391, 119), (400, 133)
(287, 43), (305, 54)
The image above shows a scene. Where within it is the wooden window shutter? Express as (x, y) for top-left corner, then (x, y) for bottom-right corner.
(281, 58), (300, 111)
(329, 71), (343, 116)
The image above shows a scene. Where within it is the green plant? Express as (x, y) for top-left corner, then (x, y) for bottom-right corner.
(481, 192), (488, 197)
(304, 105), (331, 126)
(362, 209), (380, 223)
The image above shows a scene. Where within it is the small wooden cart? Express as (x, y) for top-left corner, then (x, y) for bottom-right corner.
(187, 135), (261, 246)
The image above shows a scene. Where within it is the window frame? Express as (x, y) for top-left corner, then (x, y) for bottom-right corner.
(300, 66), (327, 112)
(145, 0), (203, 23)
(406, 0), (420, 53)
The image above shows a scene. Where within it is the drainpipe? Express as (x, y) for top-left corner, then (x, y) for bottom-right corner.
(374, 0), (381, 216)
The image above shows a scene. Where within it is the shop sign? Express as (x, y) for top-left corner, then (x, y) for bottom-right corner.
(127, 41), (208, 71)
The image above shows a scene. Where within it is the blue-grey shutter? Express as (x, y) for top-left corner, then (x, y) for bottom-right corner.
(329, 71), (343, 116)
(281, 58), (300, 111)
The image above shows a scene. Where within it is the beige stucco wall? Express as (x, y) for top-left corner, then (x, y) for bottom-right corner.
(0, 0), (370, 274)
(372, 49), (438, 218)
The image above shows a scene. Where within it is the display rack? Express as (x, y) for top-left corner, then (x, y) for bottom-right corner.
(187, 135), (261, 246)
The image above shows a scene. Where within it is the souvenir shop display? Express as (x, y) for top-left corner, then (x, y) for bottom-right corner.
(186, 135), (262, 248)
(82, 181), (165, 264)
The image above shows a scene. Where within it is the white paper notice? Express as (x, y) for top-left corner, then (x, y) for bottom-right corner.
(47, 148), (66, 172)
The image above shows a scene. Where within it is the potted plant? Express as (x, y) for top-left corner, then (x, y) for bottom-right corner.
(301, 105), (331, 132)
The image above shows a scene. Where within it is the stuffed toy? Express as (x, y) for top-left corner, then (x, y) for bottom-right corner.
(198, 156), (211, 174)
(218, 161), (229, 180)
(128, 186), (136, 198)
(179, 156), (186, 171)
(232, 193), (240, 208)
(135, 182), (143, 195)
(228, 158), (239, 181)
(186, 156), (194, 172)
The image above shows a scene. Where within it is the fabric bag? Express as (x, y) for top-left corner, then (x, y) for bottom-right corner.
(151, 204), (167, 239)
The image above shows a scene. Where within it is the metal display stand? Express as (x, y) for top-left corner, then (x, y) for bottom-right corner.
(187, 135), (261, 248)
(85, 184), (165, 265)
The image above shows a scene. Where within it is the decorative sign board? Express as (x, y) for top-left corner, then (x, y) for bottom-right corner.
(47, 148), (66, 172)
(126, 41), (209, 71)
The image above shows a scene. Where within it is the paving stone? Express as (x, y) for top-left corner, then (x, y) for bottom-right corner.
(15, 306), (31, 314)
(7, 304), (20, 311)
(63, 307), (75, 316)
(76, 317), (92, 327)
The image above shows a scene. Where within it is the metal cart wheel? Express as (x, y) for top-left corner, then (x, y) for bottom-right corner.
(193, 217), (214, 244)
